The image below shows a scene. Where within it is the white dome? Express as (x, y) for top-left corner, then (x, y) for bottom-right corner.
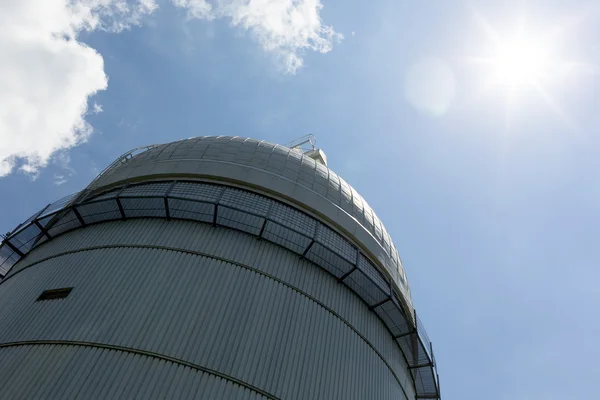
(89, 136), (411, 303)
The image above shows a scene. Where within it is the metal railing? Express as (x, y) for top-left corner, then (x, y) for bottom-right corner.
(0, 180), (440, 399)
(87, 144), (160, 189)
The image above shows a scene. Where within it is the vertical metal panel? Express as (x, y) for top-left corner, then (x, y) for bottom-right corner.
(14, 219), (415, 394)
(0, 220), (414, 399)
(0, 345), (266, 399)
(16, 220), (402, 352)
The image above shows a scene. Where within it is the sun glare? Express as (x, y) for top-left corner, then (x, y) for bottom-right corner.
(490, 35), (554, 88)
(473, 13), (561, 95)
(468, 11), (590, 125)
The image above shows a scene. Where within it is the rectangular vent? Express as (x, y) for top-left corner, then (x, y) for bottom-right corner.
(37, 287), (73, 301)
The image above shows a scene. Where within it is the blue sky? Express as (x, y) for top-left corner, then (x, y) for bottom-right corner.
(2, 0), (600, 398)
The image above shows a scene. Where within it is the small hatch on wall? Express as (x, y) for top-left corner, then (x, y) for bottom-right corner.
(37, 287), (73, 301)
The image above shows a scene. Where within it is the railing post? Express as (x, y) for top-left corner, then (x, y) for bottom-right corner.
(412, 309), (419, 367)
(213, 187), (226, 227)
(258, 200), (273, 239)
(338, 266), (357, 282)
(2, 240), (24, 258)
(115, 185), (129, 219)
(430, 342), (434, 366)
(164, 181), (177, 220)
(33, 220), (52, 240)
(72, 205), (86, 227)
(301, 223), (319, 258)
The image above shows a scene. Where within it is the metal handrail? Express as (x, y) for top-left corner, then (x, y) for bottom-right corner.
(87, 144), (160, 189)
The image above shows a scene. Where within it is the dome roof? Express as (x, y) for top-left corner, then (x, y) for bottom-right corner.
(89, 136), (409, 297)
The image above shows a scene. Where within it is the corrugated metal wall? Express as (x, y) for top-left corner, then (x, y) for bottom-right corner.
(0, 344), (268, 399)
(0, 219), (414, 399)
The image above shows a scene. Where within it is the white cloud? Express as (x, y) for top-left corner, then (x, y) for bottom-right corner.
(92, 102), (104, 113)
(1, 0), (338, 178)
(53, 151), (75, 174)
(174, 0), (342, 73)
(0, 0), (157, 178)
(172, 0), (213, 19)
(69, 0), (158, 33)
(53, 174), (68, 186)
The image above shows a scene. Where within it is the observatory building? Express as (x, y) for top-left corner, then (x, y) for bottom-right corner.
(0, 136), (440, 399)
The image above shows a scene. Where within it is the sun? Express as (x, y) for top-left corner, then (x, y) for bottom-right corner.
(489, 35), (554, 89)
(466, 11), (589, 125)
(472, 13), (561, 94)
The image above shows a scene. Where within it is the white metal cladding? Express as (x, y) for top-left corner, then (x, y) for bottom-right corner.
(0, 181), (441, 399)
(84, 136), (409, 294)
(0, 137), (442, 399)
(8, 220), (413, 389)
(0, 344), (269, 399)
(0, 220), (412, 400)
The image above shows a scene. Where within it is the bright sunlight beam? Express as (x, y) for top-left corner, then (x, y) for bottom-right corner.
(467, 10), (595, 127)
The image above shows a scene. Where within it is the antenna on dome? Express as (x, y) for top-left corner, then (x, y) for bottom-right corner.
(285, 134), (328, 166)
